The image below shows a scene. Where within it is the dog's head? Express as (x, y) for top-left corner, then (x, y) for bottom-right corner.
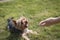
(17, 17), (28, 30)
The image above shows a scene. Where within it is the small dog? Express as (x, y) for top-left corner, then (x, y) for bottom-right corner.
(39, 17), (60, 26)
(7, 17), (38, 40)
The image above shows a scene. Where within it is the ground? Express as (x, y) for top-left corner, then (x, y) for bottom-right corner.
(0, 0), (60, 40)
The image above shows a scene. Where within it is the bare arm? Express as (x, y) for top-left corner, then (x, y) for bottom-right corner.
(39, 17), (60, 26)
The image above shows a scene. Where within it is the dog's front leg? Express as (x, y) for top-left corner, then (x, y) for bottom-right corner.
(22, 33), (30, 40)
(28, 30), (38, 35)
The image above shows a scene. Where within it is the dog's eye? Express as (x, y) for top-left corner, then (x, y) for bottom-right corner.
(20, 21), (23, 24)
(21, 22), (23, 24)
(25, 21), (28, 24)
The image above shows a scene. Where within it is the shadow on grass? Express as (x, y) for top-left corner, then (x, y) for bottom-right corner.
(6, 33), (22, 40)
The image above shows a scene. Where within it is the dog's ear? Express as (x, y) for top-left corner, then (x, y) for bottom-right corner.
(12, 20), (17, 26)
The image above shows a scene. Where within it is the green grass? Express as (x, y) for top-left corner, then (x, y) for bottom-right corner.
(0, 0), (60, 40)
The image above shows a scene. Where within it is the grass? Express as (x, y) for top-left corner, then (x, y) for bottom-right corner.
(0, 0), (60, 40)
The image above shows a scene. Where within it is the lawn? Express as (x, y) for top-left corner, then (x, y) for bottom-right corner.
(0, 0), (60, 40)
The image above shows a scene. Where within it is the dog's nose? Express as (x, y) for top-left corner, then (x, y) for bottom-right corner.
(24, 22), (28, 28)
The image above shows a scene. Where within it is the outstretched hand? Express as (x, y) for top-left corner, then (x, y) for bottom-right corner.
(39, 17), (60, 26)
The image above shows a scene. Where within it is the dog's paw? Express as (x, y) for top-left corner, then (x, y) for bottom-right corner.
(34, 32), (38, 34)
(33, 31), (39, 35)
(27, 39), (30, 40)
